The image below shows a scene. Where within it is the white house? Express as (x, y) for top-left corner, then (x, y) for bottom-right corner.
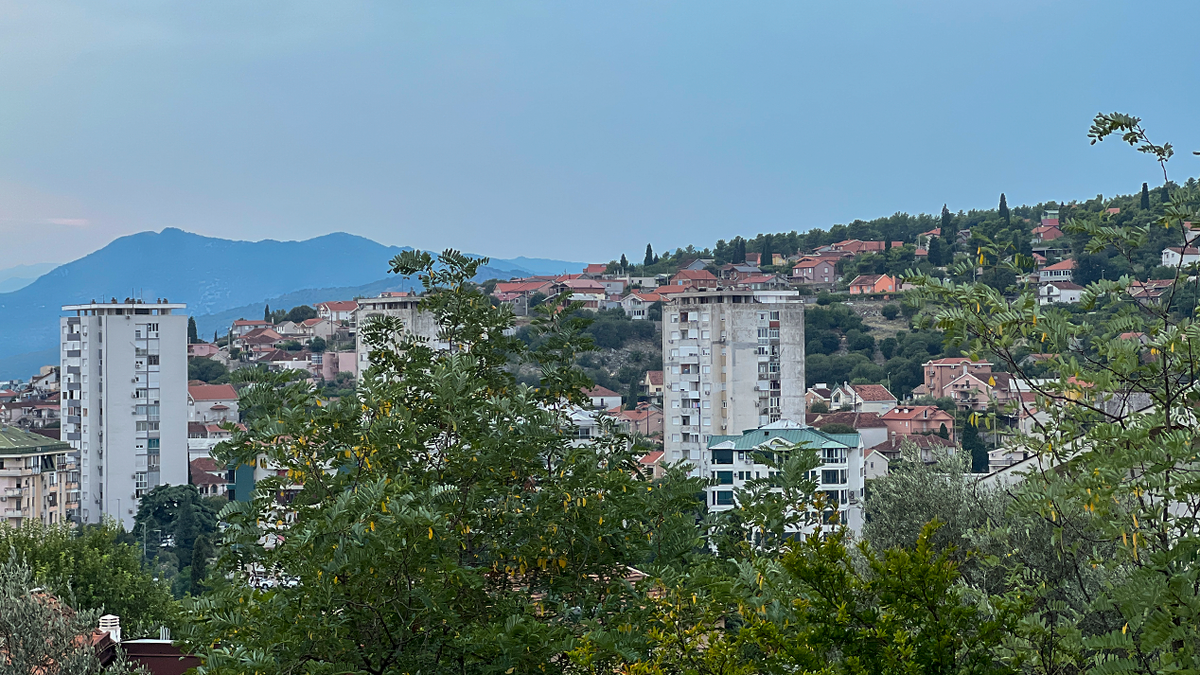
(1039, 281), (1085, 305)
(620, 292), (662, 319)
(316, 301), (360, 325)
(187, 383), (240, 423)
(1162, 246), (1200, 268)
(831, 383), (897, 415)
(583, 386), (623, 410)
(1037, 259), (1075, 284)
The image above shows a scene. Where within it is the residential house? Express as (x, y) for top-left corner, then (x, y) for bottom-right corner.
(318, 351), (359, 381)
(28, 366), (59, 397)
(944, 370), (1017, 411)
(873, 433), (956, 464)
(1162, 246), (1200, 267)
(678, 258), (712, 272)
(187, 421), (238, 460)
(621, 292), (662, 319)
(0, 400), (61, 429)
(641, 370), (664, 402)
(832, 383), (897, 414)
(612, 402), (663, 438)
(1129, 278), (1175, 304)
(274, 320), (303, 336)
(298, 317), (336, 340)
(743, 252), (762, 266)
(823, 240), (903, 255)
(187, 343), (219, 358)
(597, 278), (627, 295)
(914, 357), (993, 399)
(848, 274), (896, 295)
(316, 300), (360, 325)
(638, 451), (666, 480)
(583, 385), (623, 410)
(735, 274), (791, 291)
(189, 457), (232, 498)
(805, 411), (889, 449)
(790, 257), (838, 287)
(717, 263), (761, 280)
(583, 263), (609, 276)
(805, 383), (834, 411)
(187, 384), (239, 424)
(669, 269), (719, 288)
(231, 319), (271, 336)
(1039, 281), (1084, 305)
(233, 327), (284, 352)
(916, 228), (941, 248)
(880, 405), (956, 442)
(551, 278), (607, 309)
(1037, 259), (1075, 284)
(1031, 225), (1063, 243)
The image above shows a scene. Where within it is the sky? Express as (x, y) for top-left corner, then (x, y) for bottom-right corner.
(1, 1), (1199, 268)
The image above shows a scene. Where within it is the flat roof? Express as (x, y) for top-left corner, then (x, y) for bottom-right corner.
(63, 303), (187, 311)
(0, 425), (70, 455)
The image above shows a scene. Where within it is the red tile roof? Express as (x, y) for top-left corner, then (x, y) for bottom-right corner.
(639, 451), (664, 465)
(232, 319), (270, 327)
(671, 270), (717, 281)
(925, 357), (989, 366)
(584, 386), (621, 398)
(301, 317), (326, 327)
(804, 411), (887, 428)
(644, 370), (664, 386)
(1045, 281), (1083, 290)
(881, 405), (952, 421)
(317, 300), (358, 312)
(188, 384), (238, 401)
(584, 263), (608, 274)
(191, 457), (226, 472)
(1041, 259), (1075, 271)
(625, 292), (662, 303)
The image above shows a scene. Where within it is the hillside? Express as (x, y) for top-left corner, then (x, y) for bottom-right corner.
(0, 228), (577, 378)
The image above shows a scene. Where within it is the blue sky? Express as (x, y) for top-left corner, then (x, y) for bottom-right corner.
(1, 1), (1198, 267)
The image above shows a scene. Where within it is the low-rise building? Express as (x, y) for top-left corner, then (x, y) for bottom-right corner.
(231, 319), (271, 337)
(612, 403), (663, 438)
(1037, 259), (1075, 284)
(621, 292), (661, 319)
(316, 300), (360, 325)
(583, 386), (623, 410)
(705, 421), (869, 533)
(914, 357), (993, 399)
(848, 274), (896, 295)
(641, 370), (664, 403)
(880, 405), (955, 442)
(805, 411), (888, 449)
(831, 383), (897, 414)
(668, 270), (719, 289)
(805, 383), (834, 411)
(189, 457), (231, 498)
(187, 384), (239, 424)
(1162, 246), (1200, 268)
(790, 257), (838, 287)
(1039, 281), (1084, 305)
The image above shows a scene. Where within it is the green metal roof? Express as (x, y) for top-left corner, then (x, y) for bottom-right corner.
(0, 426), (70, 456)
(708, 427), (857, 451)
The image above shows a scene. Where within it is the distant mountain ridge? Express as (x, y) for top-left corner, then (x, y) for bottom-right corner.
(0, 228), (582, 378)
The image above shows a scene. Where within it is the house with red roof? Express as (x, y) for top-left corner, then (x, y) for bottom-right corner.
(880, 405), (956, 443)
(316, 300), (359, 324)
(805, 383), (835, 411)
(1031, 224), (1063, 243)
(611, 402), (663, 438)
(583, 263), (609, 276)
(1038, 281), (1084, 305)
(743, 252), (762, 266)
(1128, 278), (1174, 305)
(187, 383), (239, 424)
(848, 274), (896, 295)
(583, 386), (623, 410)
(790, 256), (838, 287)
(621, 292), (662, 320)
(669, 269), (718, 288)
(805, 410), (889, 449)
(1037, 259), (1075, 284)
(734, 274), (791, 291)
(190, 457), (232, 498)
(637, 450), (666, 480)
(832, 383), (897, 414)
(231, 319), (271, 337)
(1162, 246), (1200, 268)
(187, 342), (219, 358)
(914, 357), (993, 399)
(232, 327), (283, 352)
(874, 432), (956, 464)
(944, 370), (1016, 411)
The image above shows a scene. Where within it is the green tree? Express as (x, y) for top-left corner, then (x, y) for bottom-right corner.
(941, 203), (953, 233)
(998, 192), (1009, 225)
(187, 316), (198, 344)
(187, 358), (228, 383)
(1141, 181), (1150, 209)
(881, 303), (900, 320)
(309, 336), (327, 353)
(619, 253), (629, 270)
(644, 243), (655, 266)
(0, 522), (176, 638)
(263, 304), (270, 322)
(180, 250), (703, 674)
(0, 554), (152, 674)
(928, 235), (945, 266)
(134, 485), (220, 597)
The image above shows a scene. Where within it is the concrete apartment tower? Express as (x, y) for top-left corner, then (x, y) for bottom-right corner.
(60, 301), (188, 528)
(661, 288), (805, 477)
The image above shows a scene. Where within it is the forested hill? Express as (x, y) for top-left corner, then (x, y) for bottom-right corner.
(616, 178), (1189, 280)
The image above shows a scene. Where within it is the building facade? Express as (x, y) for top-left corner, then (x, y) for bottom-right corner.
(60, 302), (188, 528)
(661, 289), (805, 477)
(0, 426), (74, 526)
(354, 294), (442, 371)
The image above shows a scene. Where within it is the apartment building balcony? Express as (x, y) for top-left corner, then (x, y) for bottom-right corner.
(679, 425), (699, 435)
(3, 509), (23, 518)
(3, 487), (23, 497)
(0, 468), (31, 478)
(678, 354), (700, 365)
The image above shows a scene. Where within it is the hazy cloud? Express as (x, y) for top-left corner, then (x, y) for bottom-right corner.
(46, 218), (90, 226)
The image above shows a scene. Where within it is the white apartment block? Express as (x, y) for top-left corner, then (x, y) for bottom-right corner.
(60, 301), (188, 528)
(705, 421), (869, 534)
(662, 288), (805, 477)
(354, 294), (442, 371)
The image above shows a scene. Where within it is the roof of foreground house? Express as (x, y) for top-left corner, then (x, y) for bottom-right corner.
(0, 425), (70, 455)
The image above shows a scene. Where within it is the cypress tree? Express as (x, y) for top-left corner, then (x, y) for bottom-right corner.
(264, 304), (271, 322)
(187, 317), (198, 344)
(619, 253), (628, 271)
(938, 423), (949, 439)
(1161, 184), (1170, 204)
(928, 237), (943, 266)
(941, 204), (952, 233)
(1141, 182), (1151, 209)
(644, 244), (654, 267)
(998, 193), (1010, 225)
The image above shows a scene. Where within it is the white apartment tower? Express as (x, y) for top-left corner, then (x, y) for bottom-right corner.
(662, 288), (805, 476)
(60, 301), (189, 528)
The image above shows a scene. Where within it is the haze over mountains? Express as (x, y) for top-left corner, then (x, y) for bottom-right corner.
(0, 228), (582, 378)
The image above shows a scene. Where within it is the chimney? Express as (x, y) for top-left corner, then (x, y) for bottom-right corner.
(99, 614), (121, 643)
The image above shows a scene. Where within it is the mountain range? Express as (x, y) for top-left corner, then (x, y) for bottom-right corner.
(0, 228), (582, 378)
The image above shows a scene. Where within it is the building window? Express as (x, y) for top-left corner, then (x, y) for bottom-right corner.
(716, 471), (733, 485)
(716, 491), (735, 506)
(147, 355), (159, 365)
(134, 472), (148, 498)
